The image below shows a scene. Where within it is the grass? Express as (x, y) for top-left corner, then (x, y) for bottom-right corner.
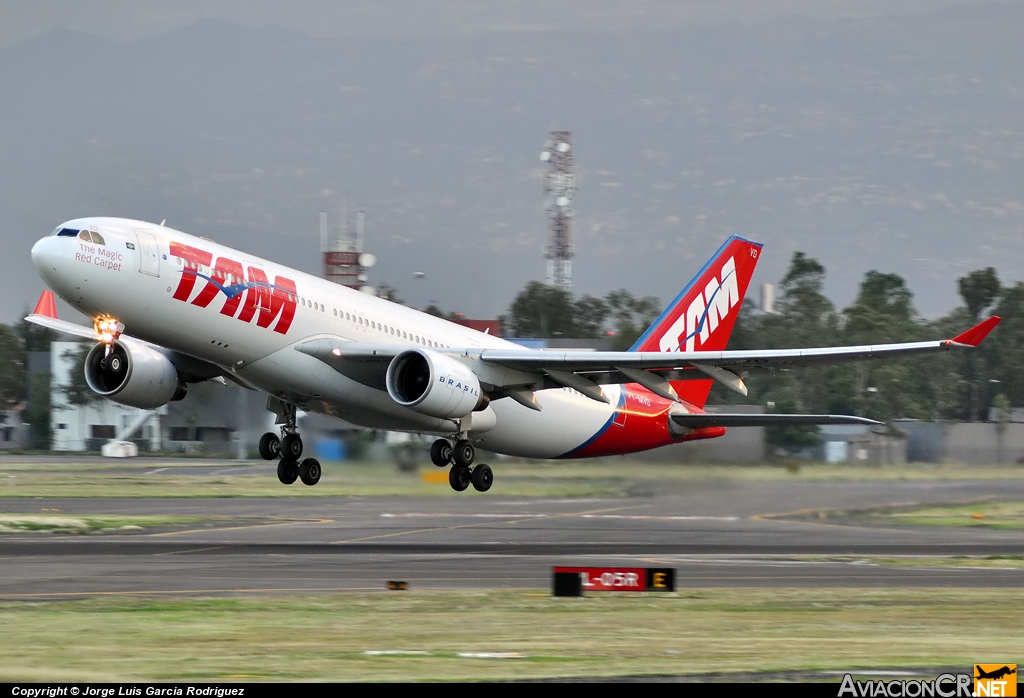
(0, 514), (217, 534)
(871, 501), (1024, 530)
(0, 588), (1019, 682)
(1, 458), (1023, 499)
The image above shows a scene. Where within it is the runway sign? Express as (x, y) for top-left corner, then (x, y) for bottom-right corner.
(552, 567), (675, 593)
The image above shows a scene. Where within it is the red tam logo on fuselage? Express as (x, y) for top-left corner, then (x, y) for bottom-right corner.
(169, 241), (297, 335)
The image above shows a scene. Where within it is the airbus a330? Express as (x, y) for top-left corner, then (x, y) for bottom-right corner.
(28, 219), (999, 491)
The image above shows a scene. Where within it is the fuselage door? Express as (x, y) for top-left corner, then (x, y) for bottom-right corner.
(135, 230), (160, 277)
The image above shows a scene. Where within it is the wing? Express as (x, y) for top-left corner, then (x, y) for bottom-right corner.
(296, 316), (1000, 404)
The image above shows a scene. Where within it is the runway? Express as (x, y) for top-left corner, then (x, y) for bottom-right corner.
(2, 475), (1023, 597)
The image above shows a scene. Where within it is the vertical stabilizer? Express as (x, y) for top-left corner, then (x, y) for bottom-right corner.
(629, 235), (762, 408)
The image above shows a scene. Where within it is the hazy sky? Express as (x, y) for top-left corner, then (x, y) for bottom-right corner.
(2, 0), (1022, 326)
(0, 1), (994, 47)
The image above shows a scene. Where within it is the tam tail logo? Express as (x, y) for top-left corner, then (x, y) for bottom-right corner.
(169, 241), (297, 335)
(627, 235), (762, 409)
(631, 235), (762, 355)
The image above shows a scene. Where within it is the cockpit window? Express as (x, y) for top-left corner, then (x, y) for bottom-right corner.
(78, 231), (90, 241)
(56, 228), (80, 237)
(90, 232), (105, 245)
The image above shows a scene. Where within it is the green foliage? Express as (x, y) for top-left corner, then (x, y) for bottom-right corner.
(17, 312), (54, 352)
(506, 282), (659, 345)
(764, 397), (821, 450)
(604, 290), (661, 350)
(59, 342), (98, 408)
(25, 370), (51, 445)
(0, 324), (26, 409)
(958, 267), (1000, 323)
(722, 252), (1006, 423)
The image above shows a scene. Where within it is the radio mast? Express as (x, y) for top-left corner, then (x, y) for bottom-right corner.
(541, 131), (576, 292)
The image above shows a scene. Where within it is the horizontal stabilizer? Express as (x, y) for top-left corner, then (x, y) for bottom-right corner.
(671, 413), (882, 429)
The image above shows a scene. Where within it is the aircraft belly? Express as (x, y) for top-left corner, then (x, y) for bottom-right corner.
(238, 348), (455, 433)
(477, 385), (621, 459)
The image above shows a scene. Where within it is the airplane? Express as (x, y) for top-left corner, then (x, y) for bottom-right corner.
(27, 218), (1000, 491)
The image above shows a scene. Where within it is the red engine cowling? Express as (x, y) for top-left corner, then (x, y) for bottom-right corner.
(84, 339), (187, 410)
(386, 349), (485, 419)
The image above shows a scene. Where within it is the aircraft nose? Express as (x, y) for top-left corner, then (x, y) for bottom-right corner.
(31, 235), (61, 279)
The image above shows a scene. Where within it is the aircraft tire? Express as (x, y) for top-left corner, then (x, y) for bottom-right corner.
(277, 460), (299, 485)
(449, 464), (471, 492)
(452, 440), (474, 468)
(471, 463), (493, 492)
(281, 434), (303, 461)
(430, 439), (452, 467)
(258, 433), (280, 461)
(299, 458), (321, 486)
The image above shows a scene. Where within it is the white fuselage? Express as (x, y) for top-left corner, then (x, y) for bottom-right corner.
(31, 218), (637, 458)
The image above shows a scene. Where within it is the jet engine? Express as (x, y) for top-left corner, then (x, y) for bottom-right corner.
(386, 349), (486, 419)
(84, 339), (187, 410)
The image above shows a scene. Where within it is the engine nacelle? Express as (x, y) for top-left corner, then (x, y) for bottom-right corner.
(84, 339), (187, 410)
(386, 349), (485, 419)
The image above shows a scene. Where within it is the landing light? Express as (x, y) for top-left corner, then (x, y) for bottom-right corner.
(94, 316), (123, 345)
(332, 348), (342, 356)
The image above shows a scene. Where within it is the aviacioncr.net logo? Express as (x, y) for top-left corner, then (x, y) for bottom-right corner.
(838, 673), (974, 698)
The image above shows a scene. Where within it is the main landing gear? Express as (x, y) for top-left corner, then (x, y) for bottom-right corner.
(259, 399), (321, 487)
(431, 438), (492, 493)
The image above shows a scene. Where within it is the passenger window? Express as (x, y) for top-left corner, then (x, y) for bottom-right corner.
(90, 232), (105, 245)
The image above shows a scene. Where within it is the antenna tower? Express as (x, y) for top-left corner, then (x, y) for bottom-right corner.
(541, 131), (576, 292)
(321, 201), (375, 291)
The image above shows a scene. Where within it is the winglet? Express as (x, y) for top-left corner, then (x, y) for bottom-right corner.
(952, 316), (1001, 347)
(32, 290), (58, 319)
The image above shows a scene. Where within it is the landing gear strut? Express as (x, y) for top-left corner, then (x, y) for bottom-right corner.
(264, 397), (319, 487)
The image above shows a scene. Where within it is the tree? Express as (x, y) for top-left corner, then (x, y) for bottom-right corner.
(958, 267), (1001, 324)
(764, 396), (821, 453)
(376, 284), (403, 305)
(507, 281), (580, 337)
(604, 290), (660, 350)
(982, 282), (1024, 409)
(24, 370), (51, 447)
(957, 267), (1001, 420)
(0, 324), (26, 409)
(17, 312), (54, 352)
(59, 342), (98, 409)
(841, 271), (933, 421)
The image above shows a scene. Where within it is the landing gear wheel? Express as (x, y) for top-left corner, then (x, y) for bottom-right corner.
(277, 460), (299, 485)
(281, 433), (303, 461)
(449, 465), (471, 492)
(452, 440), (475, 468)
(258, 433), (281, 460)
(471, 463), (493, 492)
(299, 458), (321, 486)
(430, 439), (453, 467)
